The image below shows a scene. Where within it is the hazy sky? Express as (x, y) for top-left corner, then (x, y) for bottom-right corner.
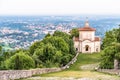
(0, 0), (120, 15)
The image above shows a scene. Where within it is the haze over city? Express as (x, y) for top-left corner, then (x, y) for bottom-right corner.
(0, 0), (120, 15)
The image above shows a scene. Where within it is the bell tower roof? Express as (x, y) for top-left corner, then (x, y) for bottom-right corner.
(78, 17), (96, 31)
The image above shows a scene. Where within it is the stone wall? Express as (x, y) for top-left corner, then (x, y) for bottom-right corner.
(97, 69), (120, 76)
(0, 68), (61, 80)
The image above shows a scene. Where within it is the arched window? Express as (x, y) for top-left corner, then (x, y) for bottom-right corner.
(85, 45), (89, 51)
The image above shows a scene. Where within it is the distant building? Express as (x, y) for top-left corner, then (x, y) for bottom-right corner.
(73, 19), (101, 53)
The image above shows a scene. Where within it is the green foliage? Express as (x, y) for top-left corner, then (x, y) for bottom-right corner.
(5, 51), (35, 70)
(115, 52), (120, 60)
(102, 28), (120, 49)
(53, 31), (76, 55)
(116, 27), (120, 43)
(100, 46), (115, 69)
(100, 27), (120, 69)
(70, 28), (79, 38)
(45, 33), (51, 38)
(42, 36), (69, 53)
(29, 41), (43, 55)
(30, 31), (75, 68)
(101, 30), (116, 49)
(53, 31), (70, 38)
(0, 46), (2, 53)
(54, 51), (63, 63)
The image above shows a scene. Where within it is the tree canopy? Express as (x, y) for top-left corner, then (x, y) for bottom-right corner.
(70, 28), (79, 38)
(30, 31), (75, 68)
(100, 27), (120, 69)
(5, 51), (35, 70)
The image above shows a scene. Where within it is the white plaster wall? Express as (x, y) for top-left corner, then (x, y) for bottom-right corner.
(74, 41), (100, 53)
(95, 41), (101, 52)
(79, 42), (82, 52)
(74, 41), (101, 53)
(74, 41), (79, 51)
(91, 42), (95, 53)
(79, 31), (95, 41)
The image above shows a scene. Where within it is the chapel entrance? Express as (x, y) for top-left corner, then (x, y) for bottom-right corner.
(85, 45), (91, 53)
(85, 45), (89, 51)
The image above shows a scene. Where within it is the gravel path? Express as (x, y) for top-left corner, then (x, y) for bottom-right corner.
(80, 63), (99, 70)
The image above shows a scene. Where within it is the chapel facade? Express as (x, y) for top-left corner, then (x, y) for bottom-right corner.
(73, 20), (101, 53)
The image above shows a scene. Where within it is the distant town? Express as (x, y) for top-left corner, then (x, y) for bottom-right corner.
(0, 16), (119, 51)
(0, 17), (76, 51)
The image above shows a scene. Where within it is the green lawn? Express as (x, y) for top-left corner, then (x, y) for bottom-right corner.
(68, 53), (101, 71)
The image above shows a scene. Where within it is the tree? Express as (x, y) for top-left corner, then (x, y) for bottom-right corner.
(54, 51), (63, 63)
(0, 46), (2, 53)
(100, 38), (120, 69)
(5, 51), (35, 70)
(30, 31), (75, 68)
(45, 33), (51, 38)
(100, 46), (115, 69)
(70, 28), (79, 38)
(0, 46), (4, 69)
(101, 30), (117, 49)
(68, 39), (76, 55)
(33, 43), (58, 67)
(100, 26), (120, 69)
(3, 52), (11, 60)
(29, 41), (43, 55)
(32, 48), (44, 68)
(116, 27), (120, 43)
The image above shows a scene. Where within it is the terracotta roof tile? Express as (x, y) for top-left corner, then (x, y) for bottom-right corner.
(78, 27), (96, 31)
(78, 20), (96, 31)
(94, 37), (100, 41)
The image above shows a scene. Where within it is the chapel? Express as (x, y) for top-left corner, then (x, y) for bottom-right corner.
(73, 19), (101, 53)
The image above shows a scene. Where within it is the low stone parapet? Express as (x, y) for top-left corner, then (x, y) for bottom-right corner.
(0, 68), (61, 80)
(97, 69), (120, 76)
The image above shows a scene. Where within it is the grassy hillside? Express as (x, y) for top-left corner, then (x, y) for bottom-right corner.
(40, 53), (101, 77)
(21, 53), (120, 80)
